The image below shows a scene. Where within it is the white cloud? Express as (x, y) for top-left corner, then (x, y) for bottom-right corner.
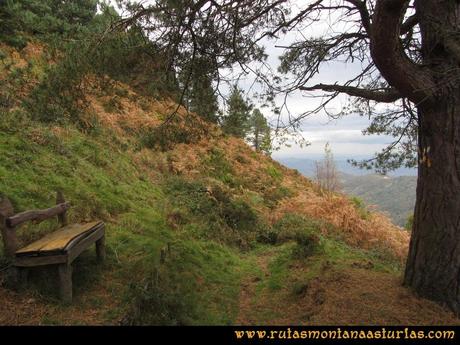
(272, 112), (393, 159)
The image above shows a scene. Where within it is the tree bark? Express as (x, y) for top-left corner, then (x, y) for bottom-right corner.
(403, 98), (460, 314)
(366, 0), (460, 314)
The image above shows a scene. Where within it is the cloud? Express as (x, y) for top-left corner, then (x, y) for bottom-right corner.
(272, 112), (394, 159)
(273, 139), (389, 158)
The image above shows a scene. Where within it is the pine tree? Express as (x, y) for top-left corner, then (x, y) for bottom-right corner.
(0, 0), (98, 48)
(185, 57), (219, 123)
(249, 108), (271, 154)
(221, 86), (251, 138)
(188, 74), (218, 123)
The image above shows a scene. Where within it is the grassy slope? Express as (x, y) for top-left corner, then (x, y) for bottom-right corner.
(0, 120), (246, 324)
(0, 43), (458, 325)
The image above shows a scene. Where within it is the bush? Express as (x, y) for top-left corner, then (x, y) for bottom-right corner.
(257, 213), (306, 246)
(220, 197), (258, 231)
(263, 185), (293, 208)
(203, 147), (238, 186)
(164, 177), (261, 247)
(140, 116), (207, 151)
(405, 214), (414, 232)
(291, 231), (323, 258)
(350, 196), (370, 220)
(256, 228), (279, 245)
(124, 266), (198, 325)
(268, 214), (325, 257)
(25, 43), (91, 126)
(266, 164), (282, 180)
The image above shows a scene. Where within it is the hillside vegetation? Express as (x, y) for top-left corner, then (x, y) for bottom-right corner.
(0, 40), (458, 325)
(276, 157), (417, 227)
(340, 173), (416, 227)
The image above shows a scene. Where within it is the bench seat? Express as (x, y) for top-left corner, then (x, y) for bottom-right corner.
(1, 193), (106, 303)
(15, 221), (104, 257)
(13, 221), (105, 270)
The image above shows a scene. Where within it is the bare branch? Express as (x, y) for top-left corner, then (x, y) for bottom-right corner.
(344, 0), (371, 33)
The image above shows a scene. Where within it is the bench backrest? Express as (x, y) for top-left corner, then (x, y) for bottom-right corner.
(0, 191), (70, 257)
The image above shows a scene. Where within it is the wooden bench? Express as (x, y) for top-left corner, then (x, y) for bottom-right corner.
(0, 192), (105, 303)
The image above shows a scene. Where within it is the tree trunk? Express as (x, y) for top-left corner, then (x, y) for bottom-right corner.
(404, 98), (460, 315)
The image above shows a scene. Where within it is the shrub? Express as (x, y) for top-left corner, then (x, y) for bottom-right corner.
(25, 44), (90, 126)
(220, 197), (258, 231)
(405, 214), (414, 232)
(124, 266), (198, 325)
(273, 214), (320, 241)
(268, 214), (325, 257)
(291, 231), (323, 258)
(203, 147), (238, 186)
(164, 177), (261, 247)
(350, 196), (370, 220)
(140, 116), (207, 151)
(263, 185), (293, 208)
(266, 164), (282, 180)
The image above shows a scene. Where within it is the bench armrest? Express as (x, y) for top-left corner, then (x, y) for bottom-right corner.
(6, 202), (70, 228)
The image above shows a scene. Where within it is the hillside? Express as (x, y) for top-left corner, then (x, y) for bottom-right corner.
(0, 42), (458, 326)
(276, 157), (417, 227)
(275, 157), (418, 177)
(340, 173), (417, 227)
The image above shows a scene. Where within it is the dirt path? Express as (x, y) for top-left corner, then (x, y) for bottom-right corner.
(0, 268), (119, 325)
(234, 248), (460, 325)
(235, 251), (273, 324)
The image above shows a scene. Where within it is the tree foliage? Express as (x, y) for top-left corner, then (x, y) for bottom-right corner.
(182, 56), (219, 123)
(221, 86), (252, 138)
(249, 108), (272, 154)
(0, 0), (99, 47)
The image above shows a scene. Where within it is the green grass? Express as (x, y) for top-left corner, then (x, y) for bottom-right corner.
(0, 110), (402, 326)
(0, 39), (411, 326)
(350, 196), (371, 220)
(0, 120), (249, 324)
(203, 147), (238, 187)
(266, 164), (282, 181)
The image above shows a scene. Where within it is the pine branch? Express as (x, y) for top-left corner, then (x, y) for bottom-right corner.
(299, 83), (402, 103)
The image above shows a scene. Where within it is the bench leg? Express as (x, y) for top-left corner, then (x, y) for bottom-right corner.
(96, 235), (106, 263)
(58, 264), (72, 304)
(9, 267), (28, 290)
(18, 267), (29, 289)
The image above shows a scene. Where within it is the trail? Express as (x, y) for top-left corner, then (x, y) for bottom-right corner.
(235, 251), (273, 325)
(234, 247), (459, 325)
(0, 267), (117, 325)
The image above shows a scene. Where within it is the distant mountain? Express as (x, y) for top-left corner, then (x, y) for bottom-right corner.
(339, 173), (416, 227)
(276, 156), (417, 177)
(276, 156), (417, 226)
(275, 157), (361, 176)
